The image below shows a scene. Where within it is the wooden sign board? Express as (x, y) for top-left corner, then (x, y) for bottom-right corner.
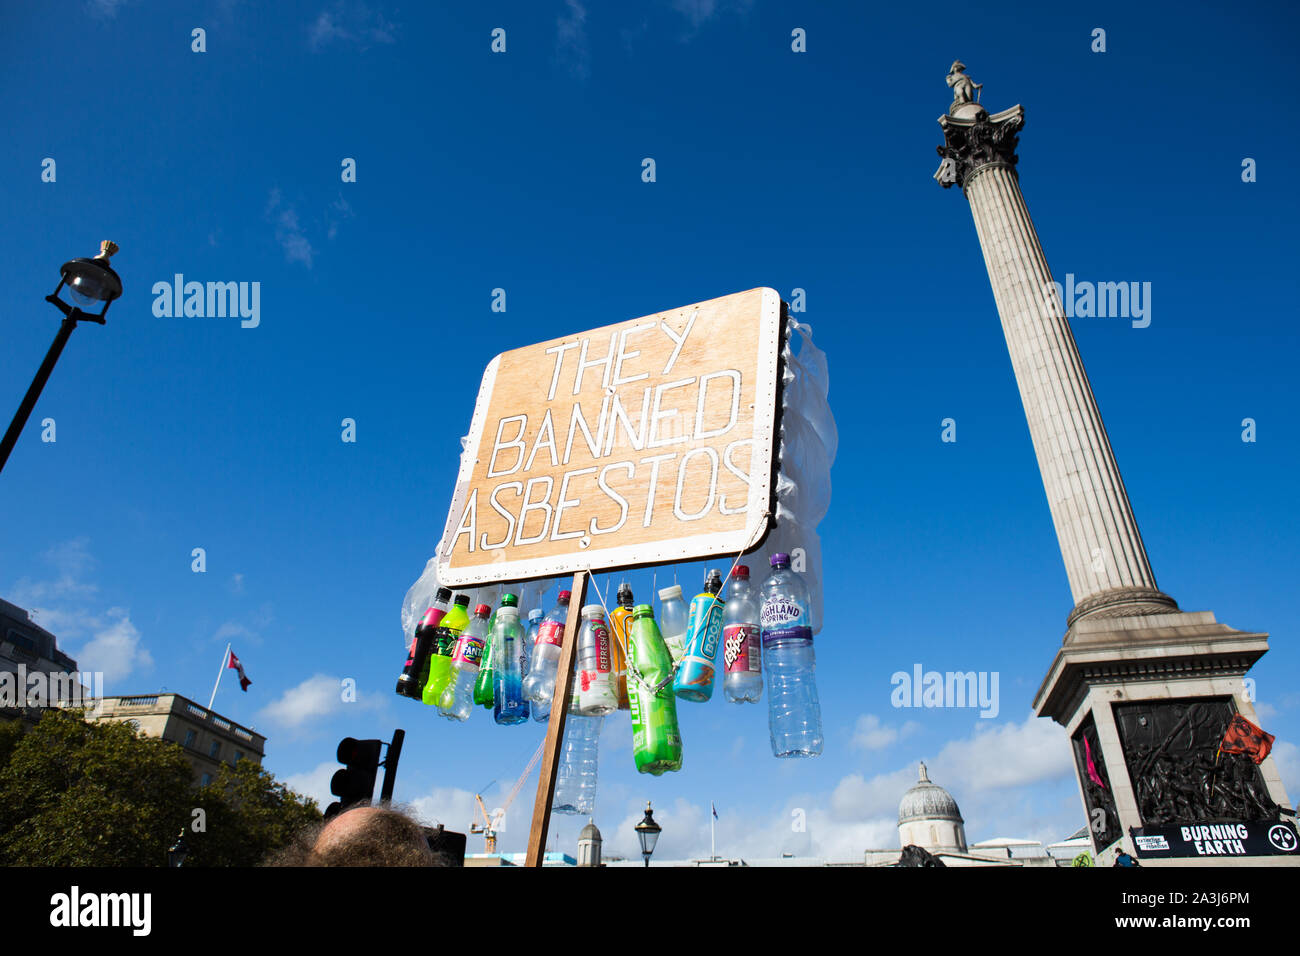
(437, 287), (783, 587)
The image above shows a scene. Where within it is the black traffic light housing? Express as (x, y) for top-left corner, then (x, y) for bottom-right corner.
(326, 737), (382, 819)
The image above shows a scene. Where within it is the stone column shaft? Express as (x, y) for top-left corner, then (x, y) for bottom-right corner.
(937, 104), (1176, 625)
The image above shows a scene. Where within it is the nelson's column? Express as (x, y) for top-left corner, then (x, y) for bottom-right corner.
(934, 61), (1296, 866)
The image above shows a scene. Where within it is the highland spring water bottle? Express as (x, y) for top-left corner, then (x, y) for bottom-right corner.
(723, 565), (763, 703)
(759, 553), (822, 757)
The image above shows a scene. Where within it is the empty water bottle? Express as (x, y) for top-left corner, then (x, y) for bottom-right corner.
(527, 609), (550, 721)
(522, 590), (571, 708)
(657, 584), (689, 664)
(760, 553), (822, 757)
(552, 706), (602, 815)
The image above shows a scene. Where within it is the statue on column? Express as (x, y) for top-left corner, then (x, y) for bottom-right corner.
(946, 60), (982, 107)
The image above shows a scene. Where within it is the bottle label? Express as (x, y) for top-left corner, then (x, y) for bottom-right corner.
(580, 623), (611, 690)
(686, 597), (724, 661)
(434, 628), (458, 657)
(723, 624), (760, 673)
(452, 637), (484, 668)
(537, 620), (564, 647)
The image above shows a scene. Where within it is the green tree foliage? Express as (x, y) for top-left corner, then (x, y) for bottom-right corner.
(187, 759), (321, 867)
(0, 710), (321, 866)
(0, 709), (192, 866)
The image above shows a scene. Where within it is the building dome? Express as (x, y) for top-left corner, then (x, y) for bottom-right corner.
(579, 820), (602, 842)
(898, 762), (963, 825)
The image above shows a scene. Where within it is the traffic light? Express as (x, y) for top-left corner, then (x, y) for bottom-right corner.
(326, 737), (382, 819)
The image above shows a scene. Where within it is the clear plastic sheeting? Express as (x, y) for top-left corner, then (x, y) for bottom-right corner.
(400, 557), (556, 648)
(766, 318), (837, 634)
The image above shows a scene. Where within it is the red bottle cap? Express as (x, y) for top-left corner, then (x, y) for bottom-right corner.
(474, 604), (491, 616)
(558, 590), (572, 602)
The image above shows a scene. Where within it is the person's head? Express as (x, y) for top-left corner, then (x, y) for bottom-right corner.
(267, 805), (437, 867)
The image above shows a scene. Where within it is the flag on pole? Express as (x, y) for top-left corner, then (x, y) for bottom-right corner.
(712, 802), (718, 819)
(1083, 736), (1106, 789)
(1219, 714), (1274, 764)
(228, 650), (252, 691)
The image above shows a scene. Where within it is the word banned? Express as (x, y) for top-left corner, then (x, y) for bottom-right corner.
(438, 288), (782, 585)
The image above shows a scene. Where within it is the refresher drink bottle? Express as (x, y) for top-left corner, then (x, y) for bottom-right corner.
(657, 585), (689, 664)
(493, 598), (530, 725)
(576, 606), (618, 716)
(722, 566), (763, 703)
(423, 594), (470, 706)
(522, 590), (571, 707)
(760, 553), (823, 757)
(609, 582), (633, 710)
(673, 570), (724, 702)
(527, 609), (550, 721)
(439, 604), (490, 721)
(627, 604), (683, 775)
(396, 587), (451, 698)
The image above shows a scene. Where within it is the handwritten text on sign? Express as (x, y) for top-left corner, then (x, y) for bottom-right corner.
(437, 288), (782, 586)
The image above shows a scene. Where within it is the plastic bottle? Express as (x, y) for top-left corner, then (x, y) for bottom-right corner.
(473, 624), (495, 708)
(759, 553), (822, 757)
(627, 604), (683, 775)
(439, 604), (491, 721)
(423, 595), (470, 706)
(609, 582), (633, 711)
(552, 696), (602, 815)
(522, 590), (571, 707)
(657, 584), (689, 665)
(396, 587), (451, 699)
(576, 605), (618, 716)
(673, 570), (724, 702)
(526, 609), (550, 721)
(723, 565), (763, 703)
(492, 596), (530, 725)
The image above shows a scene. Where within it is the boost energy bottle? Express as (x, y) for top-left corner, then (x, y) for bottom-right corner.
(673, 570), (724, 702)
(627, 604), (682, 775)
(423, 594), (470, 706)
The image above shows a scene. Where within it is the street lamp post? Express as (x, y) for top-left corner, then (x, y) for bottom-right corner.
(634, 801), (661, 868)
(0, 241), (122, 476)
(167, 830), (189, 868)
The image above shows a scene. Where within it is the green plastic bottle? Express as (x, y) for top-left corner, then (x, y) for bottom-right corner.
(423, 595), (470, 705)
(627, 604), (683, 775)
(473, 594), (517, 708)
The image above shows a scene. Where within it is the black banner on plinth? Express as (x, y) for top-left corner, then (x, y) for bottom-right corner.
(1130, 820), (1299, 859)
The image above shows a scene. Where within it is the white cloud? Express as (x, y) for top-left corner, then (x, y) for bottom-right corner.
(555, 0), (590, 79)
(260, 673), (382, 729)
(282, 760), (338, 809)
(73, 608), (154, 684)
(7, 539), (153, 688)
(266, 188), (315, 269)
(409, 786), (483, 834)
(308, 1), (397, 52)
(851, 713), (921, 752)
(930, 712), (1075, 793)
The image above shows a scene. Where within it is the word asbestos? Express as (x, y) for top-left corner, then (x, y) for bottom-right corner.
(50, 886), (151, 936)
(151, 274), (260, 328)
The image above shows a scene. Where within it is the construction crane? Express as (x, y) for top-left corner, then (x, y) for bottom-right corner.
(472, 739), (545, 854)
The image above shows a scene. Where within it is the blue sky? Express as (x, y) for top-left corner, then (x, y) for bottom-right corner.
(1, 0), (1297, 862)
